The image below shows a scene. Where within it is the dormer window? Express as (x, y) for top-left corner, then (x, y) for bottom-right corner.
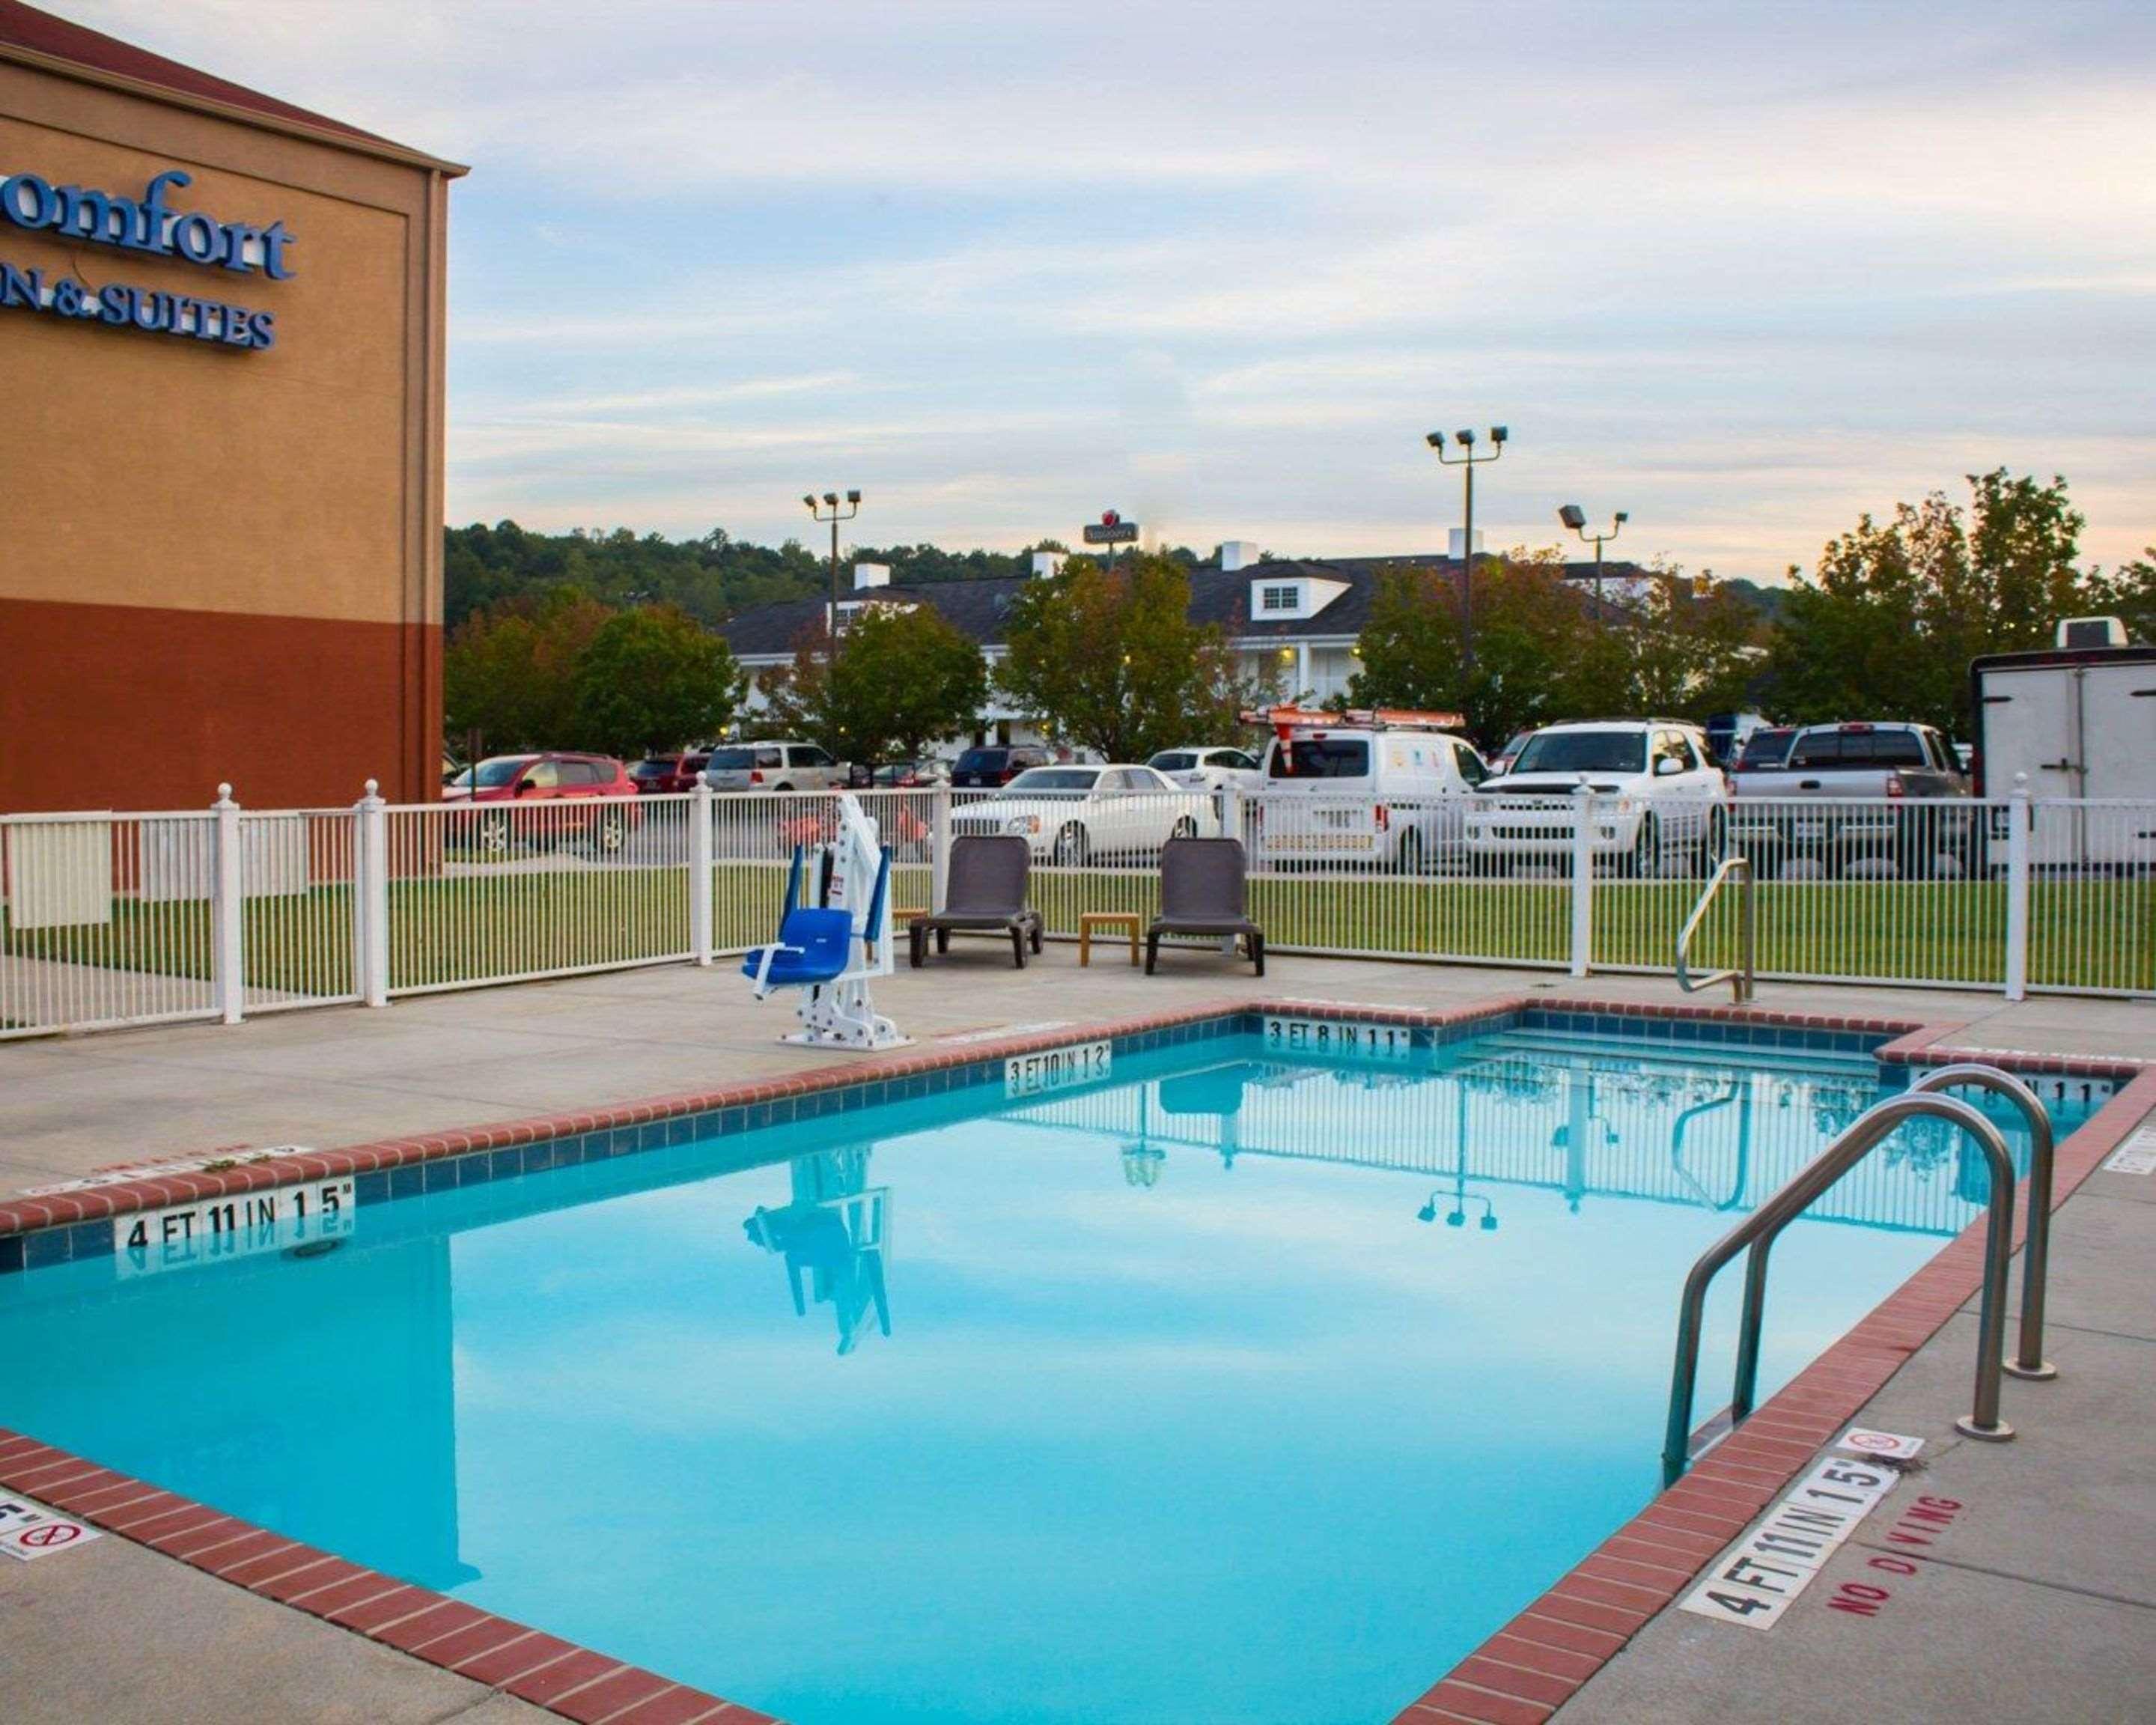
(1248, 574), (1348, 623)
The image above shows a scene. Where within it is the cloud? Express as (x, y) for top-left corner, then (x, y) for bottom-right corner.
(57, 0), (2156, 574)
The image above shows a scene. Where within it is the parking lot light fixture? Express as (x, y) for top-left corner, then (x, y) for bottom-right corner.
(1428, 424), (1509, 669)
(805, 489), (863, 636)
(1559, 504), (1627, 609)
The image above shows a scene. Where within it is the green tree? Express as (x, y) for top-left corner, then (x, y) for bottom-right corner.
(996, 554), (1251, 759)
(444, 587), (610, 753)
(1764, 471), (2100, 737)
(571, 603), (743, 757)
(761, 603), (987, 764)
(2086, 553), (2156, 642)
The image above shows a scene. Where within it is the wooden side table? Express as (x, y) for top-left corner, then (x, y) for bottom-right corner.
(1079, 910), (1142, 967)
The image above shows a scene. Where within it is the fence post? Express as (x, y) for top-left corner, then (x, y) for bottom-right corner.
(1569, 782), (1595, 979)
(2003, 773), (2031, 1002)
(357, 779), (390, 1008)
(690, 780), (714, 965)
(1219, 785), (1246, 953)
(213, 784), (245, 1024)
(931, 782), (953, 913)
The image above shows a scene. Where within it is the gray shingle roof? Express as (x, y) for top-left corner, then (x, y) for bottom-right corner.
(719, 555), (1650, 657)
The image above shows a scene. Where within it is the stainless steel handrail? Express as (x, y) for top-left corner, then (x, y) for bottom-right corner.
(1663, 1090), (2016, 1487)
(1912, 1063), (2057, 1381)
(1675, 854), (1755, 1003)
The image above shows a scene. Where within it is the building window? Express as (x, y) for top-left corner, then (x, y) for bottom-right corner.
(1261, 583), (1300, 613)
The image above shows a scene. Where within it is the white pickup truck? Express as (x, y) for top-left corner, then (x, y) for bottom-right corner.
(1724, 720), (1973, 877)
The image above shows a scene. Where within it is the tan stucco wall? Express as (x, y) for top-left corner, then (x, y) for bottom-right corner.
(0, 49), (458, 808)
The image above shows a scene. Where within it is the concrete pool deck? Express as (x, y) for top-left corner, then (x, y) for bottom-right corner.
(1, 953), (2151, 1724)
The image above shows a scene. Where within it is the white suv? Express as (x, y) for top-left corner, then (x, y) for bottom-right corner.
(702, 740), (847, 792)
(1464, 720), (1725, 874)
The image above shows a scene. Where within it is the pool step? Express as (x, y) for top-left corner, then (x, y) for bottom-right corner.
(1453, 1028), (1876, 1078)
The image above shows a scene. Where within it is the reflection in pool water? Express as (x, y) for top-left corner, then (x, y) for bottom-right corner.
(0, 1028), (2086, 1725)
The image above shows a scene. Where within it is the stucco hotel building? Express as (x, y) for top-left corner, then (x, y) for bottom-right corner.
(0, 1), (462, 811)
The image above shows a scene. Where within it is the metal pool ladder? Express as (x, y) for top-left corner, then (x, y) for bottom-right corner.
(1676, 854), (1755, 1003)
(1660, 1068), (2055, 1488)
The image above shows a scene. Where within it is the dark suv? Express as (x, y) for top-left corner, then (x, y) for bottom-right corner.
(951, 745), (1050, 788)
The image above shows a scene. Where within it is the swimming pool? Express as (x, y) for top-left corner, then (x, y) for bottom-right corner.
(0, 1011), (2089, 1725)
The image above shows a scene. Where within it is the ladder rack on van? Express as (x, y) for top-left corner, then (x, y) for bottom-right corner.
(1241, 705), (1466, 734)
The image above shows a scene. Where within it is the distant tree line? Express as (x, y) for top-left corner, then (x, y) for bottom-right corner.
(441, 474), (2153, 766)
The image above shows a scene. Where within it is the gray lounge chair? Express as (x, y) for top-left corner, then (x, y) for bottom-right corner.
(909, 834), (1044, 969)
(1147, 836), (1264, 976)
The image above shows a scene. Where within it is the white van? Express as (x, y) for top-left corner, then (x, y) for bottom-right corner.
(1252, 710), (1490, 873)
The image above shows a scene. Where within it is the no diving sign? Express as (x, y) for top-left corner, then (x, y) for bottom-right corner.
(0, 1495), (100, 1562)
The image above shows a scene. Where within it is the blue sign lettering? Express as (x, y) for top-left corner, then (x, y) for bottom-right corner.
(0, 165), (290, 352)
(0, 167), (296, 278)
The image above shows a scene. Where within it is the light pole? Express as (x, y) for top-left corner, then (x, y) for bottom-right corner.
(1558, 502), (1627, 610)
(803, 489), (862, 636)
(1426, 426), (1507, 667)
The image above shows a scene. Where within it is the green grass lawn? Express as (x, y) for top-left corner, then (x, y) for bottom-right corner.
(7, 862), (2149, 1001)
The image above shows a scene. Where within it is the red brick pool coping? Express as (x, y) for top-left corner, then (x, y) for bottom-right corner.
(0, 990), (2146, 1724)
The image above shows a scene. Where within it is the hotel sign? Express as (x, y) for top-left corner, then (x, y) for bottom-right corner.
(0, 167), (292, 350)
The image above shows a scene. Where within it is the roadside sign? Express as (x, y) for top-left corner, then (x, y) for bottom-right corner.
(1082, 510), (1139, 546)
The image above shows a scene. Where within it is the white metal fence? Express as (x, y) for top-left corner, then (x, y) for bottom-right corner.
(3, 780), (2149, 1038)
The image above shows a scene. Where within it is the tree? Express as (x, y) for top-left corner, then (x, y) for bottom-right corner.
(2086, 553), (2156, 643)
(1764, 470), (2101, 737)
(571, 603), (743, 757)
(444, 587), (610, 752)
(996, 554), (1252, 759)
(761, 603), (987, 764)
(1347, 553), (1766, 745)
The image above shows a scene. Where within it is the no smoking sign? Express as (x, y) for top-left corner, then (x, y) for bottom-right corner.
(0, 1495), (101, 1563)
(1836, 1427), (1925, 1461)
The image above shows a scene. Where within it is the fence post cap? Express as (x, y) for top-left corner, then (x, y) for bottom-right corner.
(2012, 772), (2030, 797)
(215, 782), (235, 807)
(365, 779), (380, 798)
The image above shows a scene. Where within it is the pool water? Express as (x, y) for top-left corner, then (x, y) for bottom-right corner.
(0, 1026), (2081, 1725)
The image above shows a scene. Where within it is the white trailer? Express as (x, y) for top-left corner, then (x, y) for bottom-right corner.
(1972, 642), (2156, 868)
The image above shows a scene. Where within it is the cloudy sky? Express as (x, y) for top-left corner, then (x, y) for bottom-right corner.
(64, 0), (2156, 579)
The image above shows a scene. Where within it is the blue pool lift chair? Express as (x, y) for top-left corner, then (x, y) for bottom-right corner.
(740, 815), (907, 1047)
(743, 845), (864, 995)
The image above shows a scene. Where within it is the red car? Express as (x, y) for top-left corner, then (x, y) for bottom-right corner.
(630, 752), (710, 794)
(457, 752), (642, 854)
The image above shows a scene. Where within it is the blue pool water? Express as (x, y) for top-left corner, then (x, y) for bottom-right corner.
(0, 1025), (2083, 1725)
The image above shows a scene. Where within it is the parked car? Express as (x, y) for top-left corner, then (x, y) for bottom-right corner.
(630, 751), (710, 794)
(1726, 720), (1971, 877)
(1254, 715), (1490, 873)
(703, 740), (847, 792)
(1729, 726), (1798, 774)
(850, 758), (951, 789)
(442, 762), (477, 802)
(1491, 730), (1533, 776)
(454, 752), (642, 855)
(950, 744), (1051, 788)
(949, 764), (1214, 864)
(1145, 746), (1264, 794)
(1464, 720), (1724, 875)
(1705, 711), (1774, 767)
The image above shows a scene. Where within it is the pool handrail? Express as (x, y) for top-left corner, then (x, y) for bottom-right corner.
(1663, 1088), (2016, 1488)
(1910, 1062), (2057, 1381)
(1675, 853), (1755, 1003)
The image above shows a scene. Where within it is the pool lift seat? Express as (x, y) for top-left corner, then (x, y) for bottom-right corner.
(741, 794), (907, 1049)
